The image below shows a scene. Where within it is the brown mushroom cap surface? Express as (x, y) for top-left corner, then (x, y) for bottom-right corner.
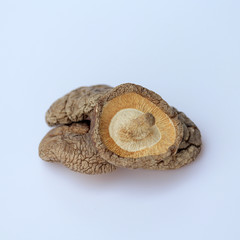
(91, 83), (187, 169)
(155, 109), (202, 169)
(39, 83), (202, 173)
(46, 85), (112, 126)
(39, 122), (116, 174)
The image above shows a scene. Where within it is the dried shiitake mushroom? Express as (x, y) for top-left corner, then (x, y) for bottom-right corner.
(39, 83), (202, 174)
(92, 83), (201, 170)
(39, 121), (116, 174)
(46, 85), (112, 126)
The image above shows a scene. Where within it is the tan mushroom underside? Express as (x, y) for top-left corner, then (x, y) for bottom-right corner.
(100, 93), (177, 158)
(109, 109), (161, 152)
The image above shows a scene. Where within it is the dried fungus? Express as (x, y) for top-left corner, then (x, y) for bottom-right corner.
(46, 85), (112, 126)
(39, 122), (116, 174)
(39, 83), (202, 174)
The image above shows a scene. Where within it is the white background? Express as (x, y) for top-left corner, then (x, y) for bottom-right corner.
(1, 1), (240, 240)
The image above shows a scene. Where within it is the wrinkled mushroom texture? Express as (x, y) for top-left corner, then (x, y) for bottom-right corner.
(39, 122), (116, 174)
(39, 83), (202, 173)
(157, 110), (202, 170)
(100, 92), (178, 158)
(46, 85), (112, 126)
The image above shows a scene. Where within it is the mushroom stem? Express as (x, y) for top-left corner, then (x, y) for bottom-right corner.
(118, 112), (155, 141)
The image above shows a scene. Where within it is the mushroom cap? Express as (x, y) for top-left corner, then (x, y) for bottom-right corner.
(156, 109), (202, 170)
(91, 83), (184, 169)
(39, 122), (116, 174)
(41, 83), (201, 172)
(46, 85), (112, 126)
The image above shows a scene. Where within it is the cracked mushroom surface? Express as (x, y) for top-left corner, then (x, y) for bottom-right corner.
(46, 85), (112, 126)
(39, 83), (202, 174)
(91, 83), (201, 169)
(154, 109), (202, 169)
(39, 121), (116, 174)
